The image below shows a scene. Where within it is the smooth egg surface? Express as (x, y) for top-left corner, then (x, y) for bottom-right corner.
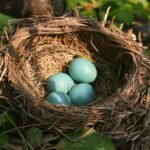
(47, 91), (71, 106)
(47, 72), (74, 93)
(69, 57), (97, 83)
(69, 83), (95, 106)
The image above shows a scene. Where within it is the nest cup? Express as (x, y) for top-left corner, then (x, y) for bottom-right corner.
(1, 16), (149, 136)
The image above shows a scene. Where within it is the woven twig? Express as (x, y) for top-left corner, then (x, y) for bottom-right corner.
(0, 16), (149, 149)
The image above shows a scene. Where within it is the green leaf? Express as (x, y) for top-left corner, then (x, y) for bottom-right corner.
(105, 0), (126, 5)
(0, 133), (9, 148)
(77, 0), (92, 6)
(145, 50), (150, 55)
(133, 2), (148, 18)
(66, 0), (76, 9)
(0, 13), (15, 35)
(114, 22), (122, 28)
(0, 13), (14, 30)
(0, 110), (20, 132)
(0, 112), (8, 126)
(100, 1), (120, 13)
(0, 111), (14, 132)
(114, 10), (134, 25)
(99, 135), (115, 150)
(56, 128), (115, 150)
(127, 0), (149, 9)
(80, 9), (95, 17)
(25, 127), (42, 148)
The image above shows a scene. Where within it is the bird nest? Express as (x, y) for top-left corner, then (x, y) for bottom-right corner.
(0, 16), (150, 147)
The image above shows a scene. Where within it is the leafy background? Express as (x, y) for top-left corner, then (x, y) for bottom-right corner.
(67, 0), (150, 25)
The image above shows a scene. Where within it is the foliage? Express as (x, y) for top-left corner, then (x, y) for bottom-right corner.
(0, 133), (9, 149)
(99, 134), (115, 150)
(0, 110), (19, 133)
(0, 13), (14, 26)
(25, 127), (43, 148)
(56, 128), (115, 150)
(0, 110), (22, 149)
(67, 0), (150, 25)
(0, 13), (14, 35)
(146, 49), (150, 54)
(0, 111), (18, 149)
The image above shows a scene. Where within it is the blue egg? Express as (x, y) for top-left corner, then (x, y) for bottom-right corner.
(69, 83), (95, 106)
(47, 91), (71, 106)
(69, 57), (97, 83)
(47, 73), (74, 93)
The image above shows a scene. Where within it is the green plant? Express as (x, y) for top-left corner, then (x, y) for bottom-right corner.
(0, 111), (17, 149)
(0, 110), (19, 133)
(67, 0), (150, 25)
(0, 110), (22, 149)
(0, 133), (9, 149)
(56, 128), (115, 150)
(146, 49), (150, 55)
(25, 127), (43, 148)
(0, 13), (14, 35)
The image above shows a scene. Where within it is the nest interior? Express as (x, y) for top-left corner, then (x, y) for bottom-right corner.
(0, 16), (149, 135)
(8, 25), (135, 100)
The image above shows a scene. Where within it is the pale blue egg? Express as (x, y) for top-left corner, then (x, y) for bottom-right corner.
(47, 73), (74, 93)
(69, 57), (97, 83)
(69, 83), (95, 106)
(47, 91), (71, 106)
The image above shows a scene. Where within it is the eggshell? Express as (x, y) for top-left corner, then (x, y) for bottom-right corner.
(47, 91), (71, 106)
(69, 57), (97, 83)
(69, 83), (95, 106)
(47, 73), (74, 93)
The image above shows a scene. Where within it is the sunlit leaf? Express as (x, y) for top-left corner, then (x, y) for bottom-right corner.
(80, 9), (95, 17)
(77, 0), (92, 6)
(66, 0), (76, 9)
(128, 0), (149, 9)
(99, 135), (115, 150)
(81, 1), (100, 10)
(0, 13), (15, 35)
(0, 13), (14, 27)
(106, 0), (126, 4)
(56, 128), (115, 150)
